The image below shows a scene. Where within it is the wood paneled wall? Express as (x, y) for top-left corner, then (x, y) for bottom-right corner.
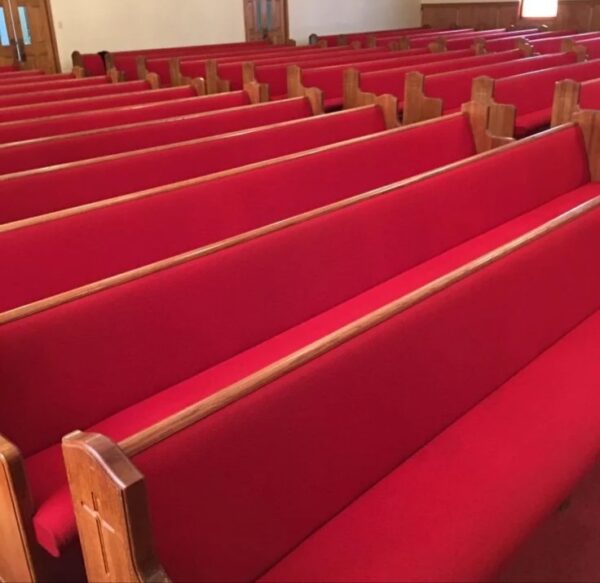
(422, 1), (600, 31)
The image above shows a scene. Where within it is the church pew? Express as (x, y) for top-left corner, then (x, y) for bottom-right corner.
(289, 48), (476, 111)
(551, 78), (600, 126)
(0, 75), (111, 96)
(143, 45), (354, 86)
(0, 111), (596, 582)
(431, 28), (540, 52)
(312, 26), (433, 47)
(0, 77), (159, 109)
(463, 59), (600, 140)
(0, 84), (204, 124)
(72, 51), (106, 76)
(0, 72), (76, 86)
(565, 36), (600, 60)
(403, 52), (577, 125)
(529, 32), (600, 54)
(0, 83), (266, 144)
(63, 193), (600, 583)
(344, 48), (527, 111)
(0, 101), (388, 226)
(204, 48), (395, 94)
(0, 68), (43, 78)
(0, 110), (477, 310)
(479, 30), (576, 53)
(380, 27), (476, 50)
(408, 28), (505, 49)
(0, 96), (319, 174)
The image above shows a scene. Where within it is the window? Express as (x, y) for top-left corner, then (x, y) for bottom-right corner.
(0, 8), (9, 46)
(521, 0), (559, 18)
(17, 6), (31, 45)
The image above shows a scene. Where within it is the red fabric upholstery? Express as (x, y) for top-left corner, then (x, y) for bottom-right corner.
(0, 91), (250, 144)
(0, 80), (149, 108)
(2, 125), (590, 559)
(531, 32), (600, 53)
(443, 28), (538, 51)
(0, 104), (383, 226)
(408, 28), (482, 48)
(480, 30), (575, 53)
(0, 76), (108, 95)
(0, 111), (468, 309)
(579, 78), (600, 110)
(580, 38), (600, 59)
(0, 72), (72, 86)
(263, 305), (600, 583)
(424, 52), (576, 112)
(0, 97), (312, 174)
(361, 49), (523, 103)
(493, 59), (600, 135)
(81, 54), (105, 76)
(0, 86), (194, 124)
(300, 49), (473, 102)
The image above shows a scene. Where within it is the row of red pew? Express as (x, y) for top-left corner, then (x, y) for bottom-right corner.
(0, 32), (600, 583)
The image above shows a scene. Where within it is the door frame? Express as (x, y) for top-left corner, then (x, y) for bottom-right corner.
(43, 0), (61, 72)
(243, 0), (290, 44)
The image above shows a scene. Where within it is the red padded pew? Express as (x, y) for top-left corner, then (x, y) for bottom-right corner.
(0, 84), (203, 124)
(0, 112), (597, 582)
(312, 26), (432, 47)
(345, 48), (526, 111)
(465, 58), (600, 138)
(481, 30), (576, 53)
(0, 111), (476, 309)
(0, 75), (110, 96)
(436, 28), (540, 51)
(0, 87), (264, 144)
(529, 32), (600, 54)
(568, 36), (600, 59)
(408, 28), (504, 49)
(0, 97), (318, 174)
(0, 79), (157, 109)
(403, 52), (577, 124)
(551, 77), (600, 126)
(65, 195), (600, 583)
(290, 48), (476, 111)
(0, 71), (75, 86)
(71, 51), (106, 76)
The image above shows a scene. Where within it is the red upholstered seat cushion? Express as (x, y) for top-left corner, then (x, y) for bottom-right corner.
(515, 108), (552, 138)
(262, 308), (600, 583)
(26, 181), (599, 558)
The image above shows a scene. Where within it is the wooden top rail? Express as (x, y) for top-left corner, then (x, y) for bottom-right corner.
(0, 121), (583, 330)
(117, 195), (600, 458)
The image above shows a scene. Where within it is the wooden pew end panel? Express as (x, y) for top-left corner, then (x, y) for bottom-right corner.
(574, 109), (600, 181)
(71, 50), (83, 70)
(473, 39), (487, 55)
(517, 39), (534, 57)
(136, 56), (149, 81)
(145, 73), (160, 90)
(206, 60), (231, 95)
(0, 435), (40, 583)
(169, 58), (182, 87)
(62, 432), (169, 583)
(428, 38), (447, 53)
(375, 94), (400, 129)
(189, 77), (207, 96)
(72, 66), (85, 79)
(244, 81), (270, 104)
(551, 79), (581, 127)
(562, 39), (587, 62)
(402, 71), (443, 126)
(107, 68), (125, 84)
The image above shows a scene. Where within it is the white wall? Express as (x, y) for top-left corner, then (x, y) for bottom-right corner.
(289, 0), (422, 43)
(50, 0), (424, 71)
(51, 0), (246, 71)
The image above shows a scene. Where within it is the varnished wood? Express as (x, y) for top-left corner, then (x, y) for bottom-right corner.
(0, 116), (570, 328)
(402, 71), (443, 125)
(243, 80), (270, 103)
(168, 58), (182, 86)
(551, 79), (581, 127)
(136, 57), (147, 81)
(117, 194), (600, 457)
(71, 50), (83, 69)
(428, 39), (447, 53)
(0, 436), (39, 583)
(189, 77), (206, 96)
(145, 73), (160, 90)
(575, 109), (600, 181)
(285, 65), (324, 112)
(62, 432), (170, 583)
(72, 66), (85, 79)
(343, 67), (362, 109)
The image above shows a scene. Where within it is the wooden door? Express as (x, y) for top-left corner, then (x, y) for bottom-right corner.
(10, 0), (58, 72)
(0, 0), (18, 68)
(244, 0), (289, 44)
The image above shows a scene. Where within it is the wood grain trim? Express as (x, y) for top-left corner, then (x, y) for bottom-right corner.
(118, 196), (600, 457)
(402, 71), (443, 125)
(62, 432), (169, 583)
(0, 122), (574, 330)
(551, 79), (581, 127)
(0, 436), (39, 583)
(168, 58), (182, 87)
(575, 109), (600, 181)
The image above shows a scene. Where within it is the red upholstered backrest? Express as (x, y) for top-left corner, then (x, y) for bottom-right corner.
(0, 72), (71, 86)
(580, 78), (600, 109)
(494, 59), (600, 115)
(0, 124), (588, 459)
(0, 97), (313, 175)
(361, 49), (522, 101)
(0, 80), (149, 108)
(531, 32), (600, 53)
(136, 203), (600, 583)
(0, 86), (194, 124)
(0, 76), (108, 95)
(82, 54), (105, 76)
(0, 92), (251, 144)
(580, 38), (600, 59)
(301, 49), (472, 99)
(424, 52), (576, 111)
(408, 28), (482, 48)
(0, 105), (382, 226)
(0, 112), (468, 310)
(443, 29), (538, 51)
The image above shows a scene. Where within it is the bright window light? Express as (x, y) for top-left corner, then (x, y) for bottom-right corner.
(521, 0), (559, 18)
